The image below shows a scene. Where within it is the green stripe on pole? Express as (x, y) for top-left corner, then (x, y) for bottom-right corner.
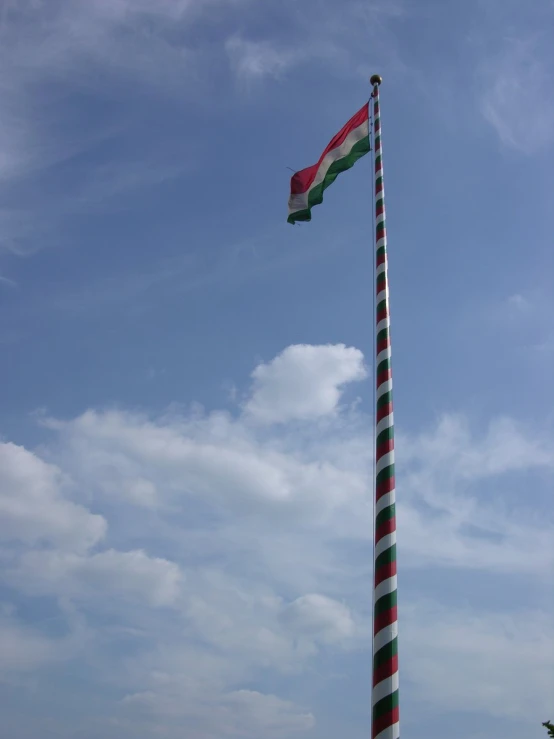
(373, 690), (399, 720)
(375, 544), (396, 570)
(374, 589), (397, 616)
(375, 504), (395, 530)
(376, 357), (391, 377)
(374, 637), (398, 669)
(376, 426), (394, 448)
(376, 391), (393, 410)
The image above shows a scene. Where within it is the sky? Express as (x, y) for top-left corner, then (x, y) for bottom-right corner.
(0, 0), (553, 738)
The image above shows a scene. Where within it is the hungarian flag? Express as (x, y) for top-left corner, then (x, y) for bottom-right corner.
(287, 103), (370, 225)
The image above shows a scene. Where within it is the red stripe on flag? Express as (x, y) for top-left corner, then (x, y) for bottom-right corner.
(376, 252), (387, 267)
(372, 707), (399, 739)
(376, 204), (385, 217)
(376, 475), (395, 501)
(373, 654), (399, 687)
(374, 606), (397, 636)
(290, 104), (369, 195)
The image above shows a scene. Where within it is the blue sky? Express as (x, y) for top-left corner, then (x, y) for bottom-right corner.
(0, 0), (553, 737)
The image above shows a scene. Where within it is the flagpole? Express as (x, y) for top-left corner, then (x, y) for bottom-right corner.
(370, 74), (400, 739)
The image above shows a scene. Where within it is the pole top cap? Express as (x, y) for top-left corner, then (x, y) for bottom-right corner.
(370, 74), (383, 86)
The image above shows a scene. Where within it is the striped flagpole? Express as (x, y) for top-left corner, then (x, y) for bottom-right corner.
(370, 75), (400, 739)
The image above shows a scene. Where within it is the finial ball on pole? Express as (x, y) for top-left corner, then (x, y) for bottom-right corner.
(370, 74), (383, 86)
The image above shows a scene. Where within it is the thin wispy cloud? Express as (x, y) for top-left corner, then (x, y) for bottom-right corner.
(479, 34), (554, 153)
(0, 0), (405, 258)
(471, 0), (554, 152)
(0, 273), (17, 288)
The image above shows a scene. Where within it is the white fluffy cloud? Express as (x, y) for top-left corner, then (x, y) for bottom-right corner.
(280, 594), (356, 644)
(46, 406), (367, 517)
(0, 442), (106, 552)
(0, 440), (183, 618)
(35, 351), (554, 586)
(0, 344), (552, 737)
(244, 343), (367, 423)
(10, 549), (182, 608)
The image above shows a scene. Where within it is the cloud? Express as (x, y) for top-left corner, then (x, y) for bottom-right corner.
(177, 576), (356, 673)
(0, 0), (407, 258)
(400, 413), (553, 480)
(478, 34), (554, 152)
(0, 274), (17, 288)
(0, 0), (246, 255)
(0, 344), (552, 736)
(280, 593), (356, 644)
(403, 601), (554, 720)
(10, 549), (182, 607)
(396, 414), (554, 574)
(36, 366), (554, 592)
(121, 686), (315, 738)
(225, 0), (405, 83)
(222, 690), (315, 735)
(0, 607), (66, 673)
(0, 441), (106, 552)
(0, 0), (217, 108)
(120, 478), (158, 508)
(38, 349), (554, 586)
(244, 343), (367, 423)
(0, 440), (183, 624)
(45, 406), (367, 518)
(116, 615), (317, 737)
(507, 293), (530, 311)
(0, 599), (90, 678)
(226, 37), (301, 81)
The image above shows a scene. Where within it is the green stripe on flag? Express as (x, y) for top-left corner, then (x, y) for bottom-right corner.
(288, 136), (370, 224)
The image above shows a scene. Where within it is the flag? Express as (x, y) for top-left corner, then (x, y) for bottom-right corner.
(287, 103), (370, 224)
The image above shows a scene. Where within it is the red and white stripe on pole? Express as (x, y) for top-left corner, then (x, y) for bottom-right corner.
(371, 75), (400, 739)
